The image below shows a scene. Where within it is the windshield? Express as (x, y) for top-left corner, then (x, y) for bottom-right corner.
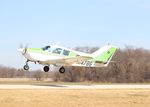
(52, 48), (62, 54)
(42, 46), (51, 51)
(42, 46), (63, 54)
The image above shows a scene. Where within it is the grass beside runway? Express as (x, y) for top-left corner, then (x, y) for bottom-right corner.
(0, 89), (149, 107)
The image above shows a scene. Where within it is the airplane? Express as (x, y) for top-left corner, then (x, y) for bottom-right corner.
(18, 44), (117, 73)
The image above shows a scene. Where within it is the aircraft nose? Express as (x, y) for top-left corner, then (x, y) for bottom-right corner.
(18, 48), (26, 54)
(18, 48), (24, 53)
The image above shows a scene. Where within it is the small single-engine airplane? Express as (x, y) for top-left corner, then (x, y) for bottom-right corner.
(18, 44), (117, 73)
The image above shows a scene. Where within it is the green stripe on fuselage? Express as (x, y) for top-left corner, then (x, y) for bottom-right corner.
(27, 48), (53, 55)
(68, 51), (77, 57)
(27, 48), (43, 52)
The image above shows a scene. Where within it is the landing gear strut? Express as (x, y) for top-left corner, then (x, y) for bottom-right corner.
(43, 66), (49, 72)
(59, 66), (65, 73)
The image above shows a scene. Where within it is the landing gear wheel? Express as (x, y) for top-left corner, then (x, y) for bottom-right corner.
(43, 66), (49, 72)
(23, 65), (29, 71)
(59, 66), (65, 73)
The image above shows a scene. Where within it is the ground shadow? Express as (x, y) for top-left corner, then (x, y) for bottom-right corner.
(31, 84), (67, 88)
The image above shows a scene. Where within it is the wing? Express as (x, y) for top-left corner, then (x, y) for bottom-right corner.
(39, 56), (93, 66)
(64, 56), (93, 64)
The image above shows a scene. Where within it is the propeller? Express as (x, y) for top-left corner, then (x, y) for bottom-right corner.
(18, 43), (28, 55)
(20, 43), (23, 49)
(18, 43), (25, 70)
(23, 43), (28, 55)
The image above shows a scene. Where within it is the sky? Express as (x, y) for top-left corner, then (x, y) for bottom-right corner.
(0, 0), (150, 68)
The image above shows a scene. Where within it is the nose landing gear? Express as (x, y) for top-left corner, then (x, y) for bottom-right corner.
(23, 64), (29, 70)
(23, 60), (30, 71)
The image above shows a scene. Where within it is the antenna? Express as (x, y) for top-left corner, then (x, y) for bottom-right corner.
(107, 42), (110, 45)
(52, 42), (60, 46)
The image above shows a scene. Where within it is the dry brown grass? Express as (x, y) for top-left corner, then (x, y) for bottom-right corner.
(0, 89), (149, 107)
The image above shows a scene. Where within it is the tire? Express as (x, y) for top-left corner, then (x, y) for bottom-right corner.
(23, 65), (29, 71)
(59, 66), (65, 73)
(43, 66), (49, 72)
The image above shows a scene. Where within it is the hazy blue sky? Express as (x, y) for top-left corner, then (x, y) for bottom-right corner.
(0, 0), (150, 68)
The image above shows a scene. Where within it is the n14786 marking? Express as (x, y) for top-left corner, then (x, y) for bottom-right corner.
(77, 61), (93, 67)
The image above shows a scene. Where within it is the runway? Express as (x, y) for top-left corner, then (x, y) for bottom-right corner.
(0, 84), (150, 89)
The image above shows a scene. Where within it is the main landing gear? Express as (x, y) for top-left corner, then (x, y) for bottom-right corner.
(43, 66), (49, 72)
(43, 66), (66, 73)
(59, 66), (65, 73)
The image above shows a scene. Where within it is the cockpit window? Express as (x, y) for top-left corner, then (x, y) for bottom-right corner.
(52, 48), (62, 54)
(63, 50), (70, 56)
(42, 46), (51, 51)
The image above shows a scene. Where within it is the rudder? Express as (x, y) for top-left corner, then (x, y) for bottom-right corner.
(92, 44), (117, 66)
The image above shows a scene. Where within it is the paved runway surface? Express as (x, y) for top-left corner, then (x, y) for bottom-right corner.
(0, 84), (150, 89)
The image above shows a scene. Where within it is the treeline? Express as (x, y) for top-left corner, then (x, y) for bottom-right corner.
(0, 66), (52, 81)
(0, 46), (150, 83)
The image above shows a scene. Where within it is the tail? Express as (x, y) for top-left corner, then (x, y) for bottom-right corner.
(92, 44), (117, 67)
